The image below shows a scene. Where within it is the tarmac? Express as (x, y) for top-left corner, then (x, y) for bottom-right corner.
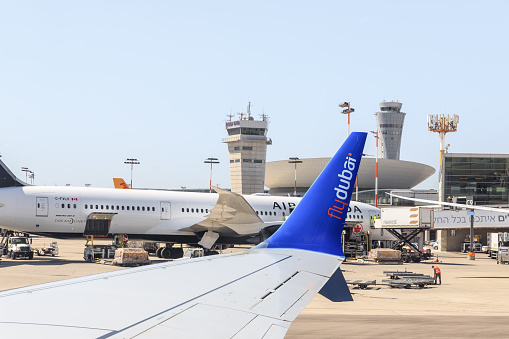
(2, 238), (509, 338)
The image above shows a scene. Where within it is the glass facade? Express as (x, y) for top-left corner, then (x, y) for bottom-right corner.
(443, 154), (509, 205)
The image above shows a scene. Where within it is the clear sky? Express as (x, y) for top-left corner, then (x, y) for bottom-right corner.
(0, 1), (507, 190)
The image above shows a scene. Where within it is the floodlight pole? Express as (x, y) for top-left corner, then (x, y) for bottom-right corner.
(204, 158), (219, 193)
(339, 101), (358, 200)
(124, 158), (140, 189)
(288, 157), (303, 196)
(22, 167), (30, 183)
(371, 130), (379, 207)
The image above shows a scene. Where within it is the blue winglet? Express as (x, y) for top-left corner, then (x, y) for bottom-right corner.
(263, 132), (367, 257)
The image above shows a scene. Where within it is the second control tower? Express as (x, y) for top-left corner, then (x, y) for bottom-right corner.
(222, 103), (272, 194)
(374, 101), (406, 160)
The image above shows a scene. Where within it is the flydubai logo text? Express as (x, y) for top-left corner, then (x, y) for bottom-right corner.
(328, 152), (357, 220)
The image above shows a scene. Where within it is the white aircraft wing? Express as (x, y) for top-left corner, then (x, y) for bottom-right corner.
(0, 249), (341, 338)
(0, 132), (368, 338)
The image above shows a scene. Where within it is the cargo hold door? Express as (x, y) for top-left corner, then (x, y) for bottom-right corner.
(84, 212), (117, 237)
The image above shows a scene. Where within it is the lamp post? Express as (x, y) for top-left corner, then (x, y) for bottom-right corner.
(204, 158), (219, 193)
(339, 101), (355, 135)
(124, 158), (140, 189)
(29, 171), (34, 185)
(22, 167), (30, 183)
(181, 186), (186, 192)
(370, 130), (380, 207)
(288, 157), (302, 196)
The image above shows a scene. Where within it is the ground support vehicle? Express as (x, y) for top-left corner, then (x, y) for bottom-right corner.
(33, 242), (59, 256)
(400, 247), (432, 263)
(461, 242), (483, 253)
(497, 232), (509, 264)
(3, 236), (33, 259)
(487, 232), (499, 258)
(383, 271), (434, 288)
(346, 279), (376, 289)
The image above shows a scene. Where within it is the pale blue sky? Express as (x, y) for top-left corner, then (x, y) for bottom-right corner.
(0, 1), (507, 190)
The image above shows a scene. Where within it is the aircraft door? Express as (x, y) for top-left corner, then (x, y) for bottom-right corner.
(36, 197), (48, 217)
(161, 202), (171, 220)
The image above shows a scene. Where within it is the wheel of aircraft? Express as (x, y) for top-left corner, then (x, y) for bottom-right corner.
(155, 247), (163, 258)
(160, 247), (172, 259)
(170, 248), (184, 259)
(204, 250), (219, 256)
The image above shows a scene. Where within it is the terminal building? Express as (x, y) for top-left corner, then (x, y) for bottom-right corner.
(442, 153), (509, 206)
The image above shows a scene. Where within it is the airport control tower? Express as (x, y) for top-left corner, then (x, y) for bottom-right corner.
(222, 103), (272, 194)
(374, 101), (406, 160)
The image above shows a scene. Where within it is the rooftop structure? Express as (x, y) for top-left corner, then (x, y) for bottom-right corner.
(222, 103), (272, 194)
(374, 101), (406, 160)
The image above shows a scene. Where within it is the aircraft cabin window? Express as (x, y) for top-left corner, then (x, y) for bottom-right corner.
(62, 204), (65, 208)
(283, 212), (285, 216)
(182, 208), (184, 212)
(117, 206), (119, 210)
(127, 206), (130, 211)
(106, 205), (109, 210)
(152, 207), (155, 212)
(111, 205), (114, 210)
(101, 205), (104, 209)
(137, 206), (140, 211)
(95, 205), (98, 209)
(201, 209), (204, 213)
(142, 207), (145, 211)
(122, 206), (125, 211)
(132, 206), (135, 211)
(73, 204), (76, 209)
(265, 211), (268, 216)
(206, 209), (209, 213)
(191, 208), (194, 213)
(68, 204), (71, 208)
(85, 204), (88, 209)
(187, 208), (189, 212)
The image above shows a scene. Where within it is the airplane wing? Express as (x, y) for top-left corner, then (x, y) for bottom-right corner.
(389, 193), (509, 214)
(0, 132), (367, 338)
(184, 186), (267, 235)
(0, 249), (343, 338)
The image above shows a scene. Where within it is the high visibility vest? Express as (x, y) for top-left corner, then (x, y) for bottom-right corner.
(434, 267), (441, 274)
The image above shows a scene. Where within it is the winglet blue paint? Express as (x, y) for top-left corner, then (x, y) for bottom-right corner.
(262, 132), (367, 257)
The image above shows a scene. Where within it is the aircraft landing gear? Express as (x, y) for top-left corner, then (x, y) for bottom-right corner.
(157, 244), (184, 259)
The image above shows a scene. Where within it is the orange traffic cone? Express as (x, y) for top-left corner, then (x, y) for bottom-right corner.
(435, 256), (439, 262)
(404, 267), (407, 272)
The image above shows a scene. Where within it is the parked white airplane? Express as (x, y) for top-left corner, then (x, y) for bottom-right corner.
(0, 132), (367, 338)
(0, 154), (379, 258)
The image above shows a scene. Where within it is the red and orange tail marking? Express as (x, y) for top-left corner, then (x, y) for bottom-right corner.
(113, 178), (130, 189)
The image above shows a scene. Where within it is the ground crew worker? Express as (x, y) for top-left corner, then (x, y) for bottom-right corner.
(432, 265), (441, 285)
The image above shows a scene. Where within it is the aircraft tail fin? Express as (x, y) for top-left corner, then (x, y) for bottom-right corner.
(264, 132), (367, 257)
(0, 159), (27, 188)
(113, 178), (130, 189)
